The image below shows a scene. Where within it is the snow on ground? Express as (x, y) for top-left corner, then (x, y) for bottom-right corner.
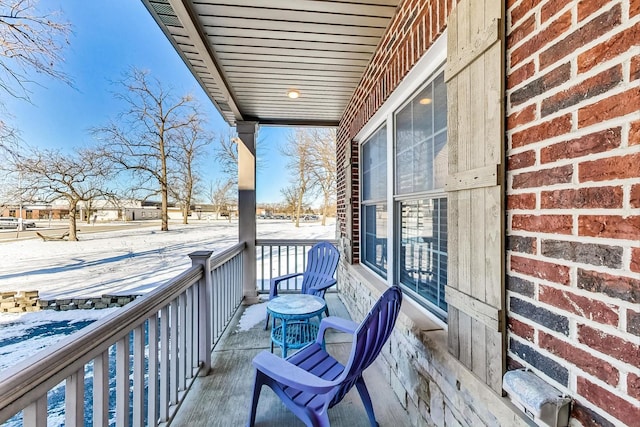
(0, 218), (336, 372)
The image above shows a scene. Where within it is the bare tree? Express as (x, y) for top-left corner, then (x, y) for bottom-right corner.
(208, 179), (234, 220)
(307, 128), (337, 225)
(170, 120), (212, 224)
(93, 68), (200, 231)
(0, 0), (71, 147)
(280, 129), (318, 227)
(9, 145), (114, 240)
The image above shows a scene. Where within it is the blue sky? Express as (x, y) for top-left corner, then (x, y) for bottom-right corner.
(4, 0), (291, 204)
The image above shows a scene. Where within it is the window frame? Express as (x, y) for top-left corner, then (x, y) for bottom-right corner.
(355, 32), (448, 322)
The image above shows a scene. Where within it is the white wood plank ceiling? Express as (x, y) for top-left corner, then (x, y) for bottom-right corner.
(142, 0), (399, 126)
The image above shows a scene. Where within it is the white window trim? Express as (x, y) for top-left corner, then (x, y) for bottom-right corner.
(356, 30), (448, 326)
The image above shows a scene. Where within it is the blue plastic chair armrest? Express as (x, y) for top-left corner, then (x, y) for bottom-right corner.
(316, 316), (359, 344)
(307, 277), (337, 293)
(253, 350), (337, 394)
(269, 272), (304, 298)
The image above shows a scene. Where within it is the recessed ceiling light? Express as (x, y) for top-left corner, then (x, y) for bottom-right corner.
(419, 98), (432, 105)
(287, 90), (300, 99)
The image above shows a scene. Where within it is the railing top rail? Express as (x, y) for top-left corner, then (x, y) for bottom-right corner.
(0, 241), (250, 421)
(256, 239), (338, 246)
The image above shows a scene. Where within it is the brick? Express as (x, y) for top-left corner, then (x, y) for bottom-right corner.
(507, 275), (536, 298)
(579, 215), (640, 240)
(539, 331), (619, 385)
(578, 269), (640, 304)
(512, 165), (573, 189)
(539, 285), (619, 326)
(507, 61), (535, 89)
(579, 324), (640, 366)
(632, 55), (640, 81)
(508, 317), (534, 341)
(507, 105), (536, 130)
(541, 239), (623, 268)
(630, 120), (640, 146)
(511, 297), (569, 335)
(579, 87), (640, 128)
(633, 0), (640, 18)
(512, 214), (573, 235)
(511, 255), (571, 285)
(572, 400), (617, 427)
(580, 153), (640, 182)
(511, 11), (572, 68)
(540, 5), (622, 70)
(507, 193), (536, 210)
(541, 187), (623, 209)
(541, 128), (621, 163)
(578, 21), (640, 73)
(511, 114), (572, 148)
(541, 65), (624, 117)
(541, 0), (572, 23)
(578, 0), (614, 22)
(508, 235), (536, 254)
(509, 338), (569, 386)
(507, 149), (536, 170)
(511, 63), (571, 107)
(510, 0), (543, 26)
(631, 247), (640, 273)
(629, 310), (640, 337)
(507, 14), (535, 49)
(577, 376), (640, 426)
(629, 373), (640, 400)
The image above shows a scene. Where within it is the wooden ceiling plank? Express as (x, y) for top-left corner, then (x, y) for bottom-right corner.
(222, 59), (365, 72)
(193, 4), (392, 27)
(206, 26), (381, 45)
(218, 52), (368, 66)
(214, 45), (372, 60)
(210, 36), (377, 53)
(193, 0), (397, 17)
(200, 17), (386, 37)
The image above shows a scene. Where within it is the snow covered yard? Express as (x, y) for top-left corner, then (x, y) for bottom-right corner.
(0, 219), (336, 372)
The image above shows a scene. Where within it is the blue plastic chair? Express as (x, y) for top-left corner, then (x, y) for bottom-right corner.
(249, 286), (403, 427)
(265, 241), (340, 329)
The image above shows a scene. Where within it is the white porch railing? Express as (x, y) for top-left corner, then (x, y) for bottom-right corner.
(0, 242), (245, 427)
(255, 239), (338, 294)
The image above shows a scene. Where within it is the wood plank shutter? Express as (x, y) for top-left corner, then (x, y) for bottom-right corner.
(444, 0), (505, 394)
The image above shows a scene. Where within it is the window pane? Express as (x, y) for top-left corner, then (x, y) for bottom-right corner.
(395, 70), (447, 195)
(398, 198), (448, 316)
(362, 125), (387, 201)
(362, 204), (387, 276)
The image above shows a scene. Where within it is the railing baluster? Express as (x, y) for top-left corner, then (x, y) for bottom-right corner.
(148, 313), (159, 427)
(185, 287), (194, 379)
(133, 324), (145, 427)
(23, 395), (47, 427)
(179, 292), (187, 391)
(170, 299), (179, 405)
(93, 350), (109, 427)
(159, 306), (170, 422)
(65, 367), (84, 427)
(116, 335), (130, 427)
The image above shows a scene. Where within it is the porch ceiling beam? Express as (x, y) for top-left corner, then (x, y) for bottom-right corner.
(166, 0), (243, 122)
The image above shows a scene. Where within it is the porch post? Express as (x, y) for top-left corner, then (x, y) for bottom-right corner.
(236, 121), (260, 305)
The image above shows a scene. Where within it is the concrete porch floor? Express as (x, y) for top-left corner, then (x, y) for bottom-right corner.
(171, 293), (412, 426)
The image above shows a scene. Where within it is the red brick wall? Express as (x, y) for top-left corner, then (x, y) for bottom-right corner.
(336, 0), (452, 262)
(506, 1), (640, 425)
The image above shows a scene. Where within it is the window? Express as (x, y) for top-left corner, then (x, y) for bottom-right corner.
(395, 70), (448, 318)
(361, 125), (387, 276)
(359, 66), (448, 320)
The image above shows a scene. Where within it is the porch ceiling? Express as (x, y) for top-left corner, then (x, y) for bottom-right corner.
(142, 0), (399, 127)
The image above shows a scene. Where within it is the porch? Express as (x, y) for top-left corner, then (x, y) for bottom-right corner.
(170, 293), (411, 426)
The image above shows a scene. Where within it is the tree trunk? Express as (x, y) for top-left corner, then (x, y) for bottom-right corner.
(322, 193), (330, 226)
(182, 195), (190, 225)
(68, 201), (78, 241)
